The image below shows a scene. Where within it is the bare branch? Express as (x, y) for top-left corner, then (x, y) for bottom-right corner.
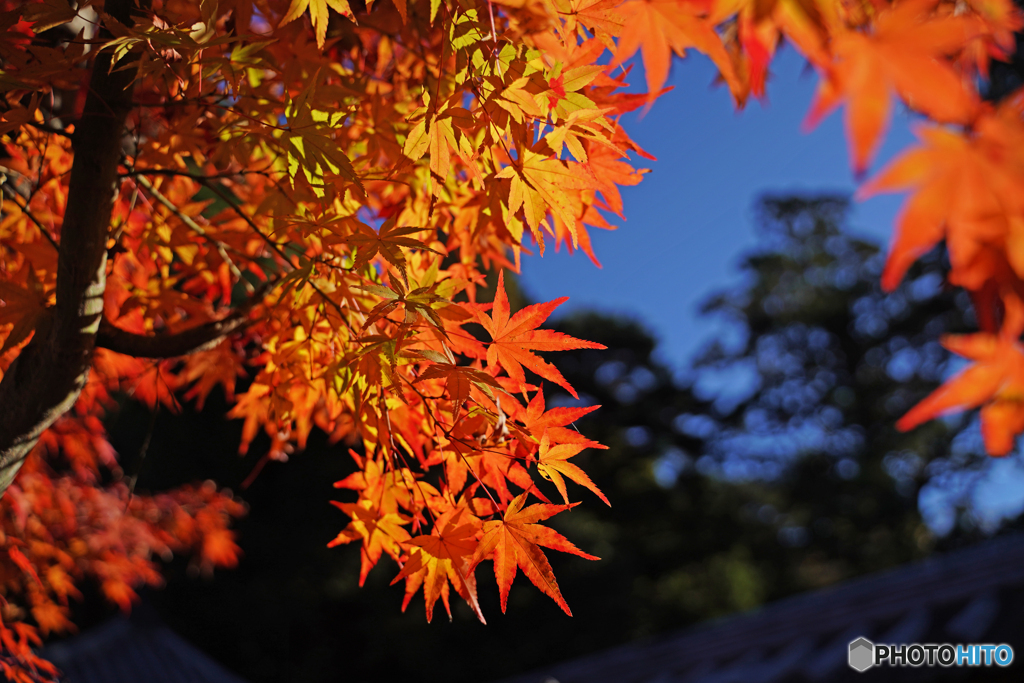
(96, 313), (247, 358)
(96, 281), (271, 358)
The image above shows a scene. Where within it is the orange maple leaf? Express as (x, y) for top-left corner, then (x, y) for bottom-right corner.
(280, 0), (355, 49)
(897, 332), (1024, 455)
(861, 102), (1024, 291)
(514, 387), (604, 447)
(562, 0), (626, 44)
(612, 0), (745, 102)
(586, 145), (647, 219)
(7, 547), (41, 587)
(0, 279), (48, 357)
(391, 506), (485, 623)
(329, 501), (412, 585)
(497, 149), (596, 248)
(806, 0), (979, 173)
(414, 348), (504, 419)
(181, 342), (246, 410)
(478, 271), (605, 398)
(339, 216), (441, 285)
(536, 431), (610, 506)
(459, 447), (542, 506)
(200, 528), (242, 569)
(100, 578), (137, 612)
(29, 602), (71, 637)
(471, 492), (598, 615)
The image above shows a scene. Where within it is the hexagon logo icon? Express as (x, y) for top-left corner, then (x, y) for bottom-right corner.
(848, 637), (875, 672)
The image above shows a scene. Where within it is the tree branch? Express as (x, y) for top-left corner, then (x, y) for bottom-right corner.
(96, 315), (246, 358)
(95, 282), (270, 358)
(0, 0), (138, 496)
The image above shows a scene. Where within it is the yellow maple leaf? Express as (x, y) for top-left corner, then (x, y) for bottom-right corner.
(280, 0), (356, 49)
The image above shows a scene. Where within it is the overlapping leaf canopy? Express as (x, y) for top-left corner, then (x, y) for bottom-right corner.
(0, 0), (1022, 676)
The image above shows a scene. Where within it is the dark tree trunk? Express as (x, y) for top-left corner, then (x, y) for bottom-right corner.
(0, 0), (137, 495)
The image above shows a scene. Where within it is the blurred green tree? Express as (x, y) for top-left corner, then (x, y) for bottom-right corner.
(674, 195), (987, 584)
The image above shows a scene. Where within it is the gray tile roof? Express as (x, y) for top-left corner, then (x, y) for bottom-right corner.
(42, 611), (247, 683)
(498, 534), (1024, 683)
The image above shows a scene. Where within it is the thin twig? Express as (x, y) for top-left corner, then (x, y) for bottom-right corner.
(399, 373), (506, 513)
(0, 184), (60, 251)
(121, 167), (279, 181)
(133, 174), (254, 294)
(196, 178), (359, 335)
(125, 405), (159, 510)
(24, 120), (72, 139)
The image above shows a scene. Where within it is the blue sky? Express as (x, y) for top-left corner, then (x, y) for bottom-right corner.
(519, 46), (916, 371)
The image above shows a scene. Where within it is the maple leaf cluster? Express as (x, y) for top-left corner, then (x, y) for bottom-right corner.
(0, 0), (1020, 669)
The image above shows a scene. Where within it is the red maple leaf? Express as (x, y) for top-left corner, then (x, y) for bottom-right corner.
(477, 271), (604, 398)
(471, 492), (598, 615)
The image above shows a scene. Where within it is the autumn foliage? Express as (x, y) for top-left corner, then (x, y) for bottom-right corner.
(0, 0), (1022, 675)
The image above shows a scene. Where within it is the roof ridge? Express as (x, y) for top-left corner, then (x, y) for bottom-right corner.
(495, 532), (1024, 683)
